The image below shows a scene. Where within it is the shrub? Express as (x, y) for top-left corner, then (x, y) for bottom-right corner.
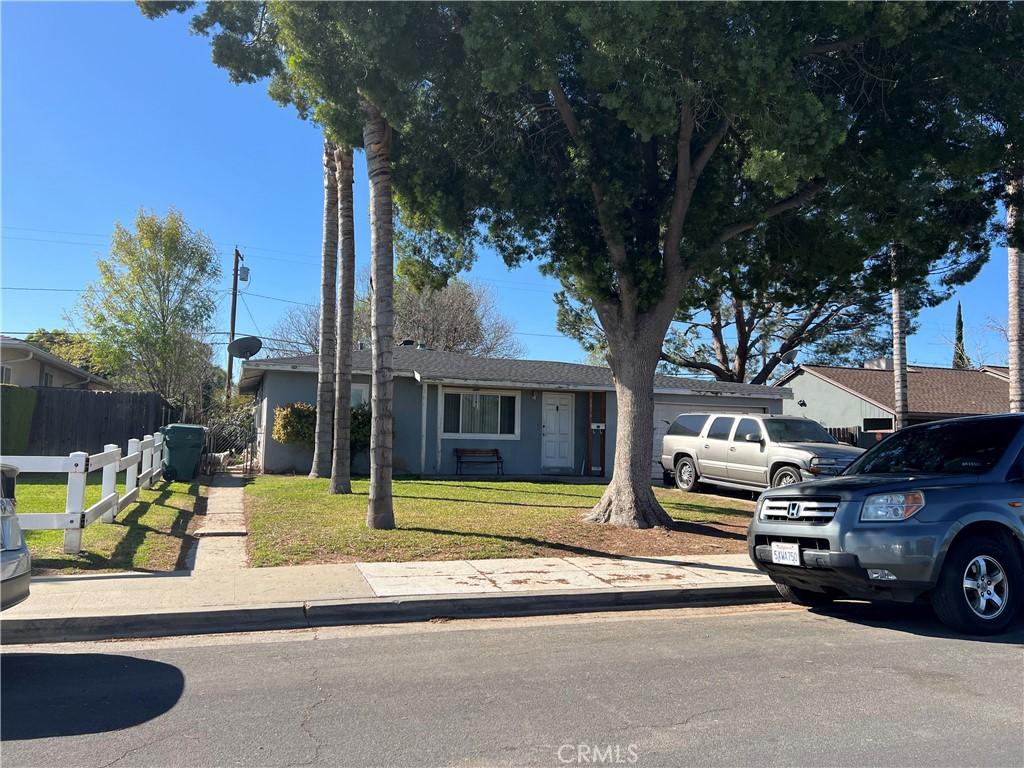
(272, 401), (316, 447)
(350, 403), (371, 455)
(0, 385), (37, 455)
(271, 401), (373, 457)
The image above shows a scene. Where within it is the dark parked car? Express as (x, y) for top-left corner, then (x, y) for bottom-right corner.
(748, 414), (1024, 634)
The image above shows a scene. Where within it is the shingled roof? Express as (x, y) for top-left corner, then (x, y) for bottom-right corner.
(240, 347), (787, 399)
(787, 364), (1009, 416)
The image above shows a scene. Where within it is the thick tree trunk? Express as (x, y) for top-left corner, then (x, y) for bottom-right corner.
(586, 321), (674, 528)
(330, 147), (356, 494)
(1009, 174), (1023, 413)
(310, 139), (339, 478)
(891, 286), (909, 431)
(363, 103), (395, 529)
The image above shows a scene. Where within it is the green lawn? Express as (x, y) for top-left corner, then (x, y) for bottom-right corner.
(245, 476), (755, 567)
(17, 473), (203, 573)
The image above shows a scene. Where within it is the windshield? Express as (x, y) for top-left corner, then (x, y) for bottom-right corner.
(846, 418), (1022, 476)
(764, 419), (837, 444)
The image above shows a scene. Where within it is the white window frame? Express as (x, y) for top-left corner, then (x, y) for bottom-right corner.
(441, 387), (521, 441)
(0, 366), (11, 385)
(351, 382), (370, 408)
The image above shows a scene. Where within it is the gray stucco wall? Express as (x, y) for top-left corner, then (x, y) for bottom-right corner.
(780, 370), (890, 428)
(255, 368), (783, 478)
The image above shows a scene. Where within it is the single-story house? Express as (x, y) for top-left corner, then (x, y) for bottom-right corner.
(240, 347), (790, 478)
(776, 359), (1010, 444)
(0, 335), (111, 390)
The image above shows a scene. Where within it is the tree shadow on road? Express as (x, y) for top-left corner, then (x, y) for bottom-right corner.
(1, 653), (184, 740)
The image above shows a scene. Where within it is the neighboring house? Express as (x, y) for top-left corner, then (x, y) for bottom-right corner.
(776, 359), (1009, 445)
(0, 336), (111, 390)
(240, 347), (790, 478)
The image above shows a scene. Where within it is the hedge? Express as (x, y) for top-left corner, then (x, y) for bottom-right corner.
(1, 385), (37, 455)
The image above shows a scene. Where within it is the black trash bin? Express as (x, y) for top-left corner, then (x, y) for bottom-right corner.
(160, 424), (207, 482)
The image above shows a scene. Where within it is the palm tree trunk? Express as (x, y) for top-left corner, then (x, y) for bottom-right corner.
(363, 102), (395, 529)
(331, 146), (356, 494)
(309, 138), (339, 478)
(892, 285), (909, 430)
(1009, 171), (1023, 413)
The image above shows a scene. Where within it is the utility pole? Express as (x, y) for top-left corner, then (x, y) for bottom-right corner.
(225, 247), (243, 400)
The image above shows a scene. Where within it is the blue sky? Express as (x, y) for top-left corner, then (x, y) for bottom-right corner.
(1, 1), (1011, 373)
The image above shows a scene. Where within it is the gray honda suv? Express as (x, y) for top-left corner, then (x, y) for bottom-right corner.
(748, 413), (1024, 634)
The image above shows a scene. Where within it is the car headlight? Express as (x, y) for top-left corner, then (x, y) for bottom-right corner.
(860, 491), (925, 522)
(810, 457), (837, 466)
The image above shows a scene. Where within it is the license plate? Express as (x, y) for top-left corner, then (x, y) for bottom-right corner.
(770, 541), (801, 567)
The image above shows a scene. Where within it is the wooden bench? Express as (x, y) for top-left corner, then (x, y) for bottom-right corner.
(454, 448), (504, 475)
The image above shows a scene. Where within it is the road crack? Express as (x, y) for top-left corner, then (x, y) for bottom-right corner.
(287, 662), (332, 767)
(97, 732), (179, 768)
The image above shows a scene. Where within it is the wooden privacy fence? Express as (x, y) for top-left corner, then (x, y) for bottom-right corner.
(27, 388), (175, 456)
(1, 432), (165, 554)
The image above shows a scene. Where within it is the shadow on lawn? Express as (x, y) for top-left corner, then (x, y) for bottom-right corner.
(413, 480), (606, 500)
(392, 493), (593, 510)
(30, 480), (203, 574)
(403, 515), (748, 560)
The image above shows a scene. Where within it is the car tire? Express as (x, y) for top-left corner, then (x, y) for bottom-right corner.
(931, 534), (1021, 635)
(775, 582), (835, 607)
(771, 465), (801, 488)
(674, 456), (700, 492)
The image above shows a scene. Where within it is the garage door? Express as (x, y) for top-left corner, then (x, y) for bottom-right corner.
(651, 401), (766, 479)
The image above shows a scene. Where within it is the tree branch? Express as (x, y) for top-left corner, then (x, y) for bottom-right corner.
(703, 179), (826, 255)
(659, 351), (737, 382)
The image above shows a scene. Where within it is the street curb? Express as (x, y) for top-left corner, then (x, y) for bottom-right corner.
(1, 583), (779, 644)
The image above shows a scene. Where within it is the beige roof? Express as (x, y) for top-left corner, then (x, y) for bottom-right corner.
(789, 364), (1009, 416)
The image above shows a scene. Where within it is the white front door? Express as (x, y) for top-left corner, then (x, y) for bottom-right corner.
(542, 392), (574, 469)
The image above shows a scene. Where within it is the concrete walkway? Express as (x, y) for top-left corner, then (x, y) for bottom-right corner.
(192, 473), (248, 571)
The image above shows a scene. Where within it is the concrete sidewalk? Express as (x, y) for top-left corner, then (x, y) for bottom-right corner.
(2, 472), (775, 643)
(1, 553), (774, 643)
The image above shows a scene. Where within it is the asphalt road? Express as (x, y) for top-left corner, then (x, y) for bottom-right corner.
(3, 603), (1022, 768)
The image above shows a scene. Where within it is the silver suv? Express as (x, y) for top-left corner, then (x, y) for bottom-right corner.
(661, 413), (863, 493)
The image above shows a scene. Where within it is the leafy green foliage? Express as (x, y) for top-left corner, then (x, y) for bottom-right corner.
(272, 401), (316, 447)
(74, 209), (221, 412)
(273, 400), (371, 456)
(349, 402), (371, 456)
(23, 329), (110, 378)
(0, 385), (37, 455)
(953, 302), (973, 370)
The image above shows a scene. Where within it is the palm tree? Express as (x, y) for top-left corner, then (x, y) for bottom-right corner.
(330, 146), (356, 494)
(363, 102), (395, 529)
(1009, 170), (1023, 413)
(892, 286), (909, 430)
(309, 138), (339, 478)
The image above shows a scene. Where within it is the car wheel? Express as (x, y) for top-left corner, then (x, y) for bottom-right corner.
(775, 582), (835, 607)
(931, 534), (1021, 635)
(674, 456), (699, 492)
(771, 466), (801, 488)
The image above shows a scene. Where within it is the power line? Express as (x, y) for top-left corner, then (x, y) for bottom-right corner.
(1, 286), (83, 293)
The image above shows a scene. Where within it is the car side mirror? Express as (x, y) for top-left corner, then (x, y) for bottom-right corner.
(743, 433), (763, 443)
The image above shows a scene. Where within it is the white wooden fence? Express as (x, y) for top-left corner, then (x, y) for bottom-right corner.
(0, 432), (165, 554)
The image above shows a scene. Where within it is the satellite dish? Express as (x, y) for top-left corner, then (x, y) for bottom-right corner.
(780, 349), (798, 365)
(228, 335), (263, 360)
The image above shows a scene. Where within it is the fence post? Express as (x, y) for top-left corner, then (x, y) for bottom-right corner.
(100, 443), (119, 523)
(153, 432), (164, 482)
(63, 451), (89, 554)
(141, 434), (153, 489)
(126, 437), (140, 497)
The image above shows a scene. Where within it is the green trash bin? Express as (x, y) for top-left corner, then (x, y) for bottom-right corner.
(160, 424), (207, 482)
